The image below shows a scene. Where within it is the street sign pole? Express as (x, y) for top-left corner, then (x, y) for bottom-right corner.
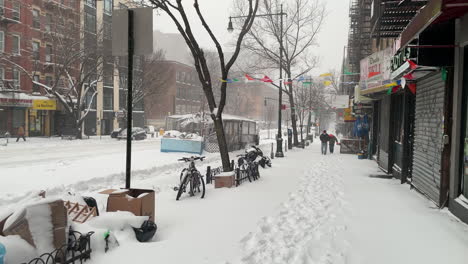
(125, 9), (134, 189)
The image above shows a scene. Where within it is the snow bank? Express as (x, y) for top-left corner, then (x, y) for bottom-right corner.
(87, 211), (148, 231)
(0, 235), (37, 264)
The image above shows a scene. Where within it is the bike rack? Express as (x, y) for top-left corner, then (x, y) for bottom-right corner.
(22, 229), (95, 264)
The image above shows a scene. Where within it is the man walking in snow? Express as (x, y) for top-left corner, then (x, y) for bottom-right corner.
(319, 130), (329, 155)
(328, 134), (339, 154)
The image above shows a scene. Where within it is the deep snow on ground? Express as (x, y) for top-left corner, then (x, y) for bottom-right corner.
(2, 135), (468, 264)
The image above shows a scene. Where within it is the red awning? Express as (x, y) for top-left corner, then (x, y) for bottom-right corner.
(400, 0), (468, 48)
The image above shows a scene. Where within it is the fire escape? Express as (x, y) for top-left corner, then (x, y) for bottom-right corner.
(346, 0), (372, 95)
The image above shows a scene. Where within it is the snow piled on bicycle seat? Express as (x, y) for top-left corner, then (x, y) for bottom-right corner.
(238, 159), (349, 264)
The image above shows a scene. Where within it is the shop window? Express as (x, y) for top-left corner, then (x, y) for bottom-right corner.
(32, 41), (40, 60)
(12, 35), (20, 55)
(12, 109), (25, 131)
(32, 9), (40, 29)
(12, 2), (20, 21)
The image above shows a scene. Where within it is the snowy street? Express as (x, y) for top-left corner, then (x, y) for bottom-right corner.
(75, 141), (467, 264)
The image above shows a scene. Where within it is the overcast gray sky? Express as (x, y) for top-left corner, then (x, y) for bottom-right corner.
(153, 0), (349, 76)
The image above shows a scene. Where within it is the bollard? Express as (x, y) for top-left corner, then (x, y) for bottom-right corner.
(270, 143), (274, 159)
(206, 166), (211, 184)
(285, 140), (287, 152)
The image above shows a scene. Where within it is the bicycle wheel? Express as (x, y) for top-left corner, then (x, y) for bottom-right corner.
(198, 173), (205, 199)
(241, 164), (252, 182)
(176, 173), (189, 201)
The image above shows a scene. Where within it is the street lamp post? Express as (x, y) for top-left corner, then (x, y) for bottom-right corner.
(228, 4), (286, 157)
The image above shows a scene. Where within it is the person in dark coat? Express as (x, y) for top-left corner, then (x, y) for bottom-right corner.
(16, 124), (26, 142)
(319, 130), (329, 155)
(328, 134), (339, 154)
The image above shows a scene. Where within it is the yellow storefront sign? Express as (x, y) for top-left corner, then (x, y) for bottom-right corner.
(33, 99), (56, 110)
(344, 107), (356, 122)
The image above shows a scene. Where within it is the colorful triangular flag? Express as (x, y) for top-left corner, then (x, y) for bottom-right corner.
(233, 78), (240, 82)
(245, 74), (255, 81)
(323, 81), (332, 86)
(261, 75), (273, 83)
(407, 60), (418, 70)
(408, 83), (417, 94)
(303, 81), (312, 85)
(384, 82), (398, 87)
(441, 67), (448, 81)
(220, 79), (228, 83)
(368, 72), (380, 78)
(403, 73), (414, 80)
(297, 76), (305, 82)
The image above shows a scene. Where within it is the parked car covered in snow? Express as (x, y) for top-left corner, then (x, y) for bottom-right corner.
(111, 128), (124, 138)
(117, 127), (147, 140)
(144, 125), (156, 137)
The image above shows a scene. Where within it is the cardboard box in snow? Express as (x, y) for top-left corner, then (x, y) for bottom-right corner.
(215, 172), (235, 188)
(99, 189), (155, 221)
(2, 199), (67, 251)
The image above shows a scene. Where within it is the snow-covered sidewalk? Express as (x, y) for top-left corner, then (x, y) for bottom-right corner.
(86, 142), (468, 264)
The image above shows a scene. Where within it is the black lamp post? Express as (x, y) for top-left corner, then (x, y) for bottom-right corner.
(228, 4), (286, 157)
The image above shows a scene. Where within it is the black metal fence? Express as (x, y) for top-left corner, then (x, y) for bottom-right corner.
(22, 229), (94, 264)
(206, 159), (259, 187)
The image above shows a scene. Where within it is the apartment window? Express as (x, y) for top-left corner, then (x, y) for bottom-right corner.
(85, 0), (96, 8)
(0, 31), (4, 52)
(0, 0), (4, 16)
(12, 2), (20, 21)
(12, 35), (20, 55)
(45, 14), (52, 32)
(85, 12), (96, 33)
(32, 9), (40, 29)
(45, 44), (52, 62)
(12, 69), (20, 90)
(45, 76), (53, 87)
(103, 89), (113, 110)
(33, 75), (40, 92)
(104, 21), (111, 39)
(104, 0), (112, 15)
(0, 68), (4, 89)
(32, 41), (40, 60)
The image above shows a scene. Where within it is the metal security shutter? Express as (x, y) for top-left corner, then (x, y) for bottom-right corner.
(412, 72), (445, 205)
(378, 96), (391, 172)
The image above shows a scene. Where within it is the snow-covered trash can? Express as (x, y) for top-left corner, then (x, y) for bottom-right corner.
(215, 171), (235, 189)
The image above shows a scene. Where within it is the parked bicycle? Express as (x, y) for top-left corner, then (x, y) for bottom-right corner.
(245, 145), (272, 169)
(175, 156), (206, 200)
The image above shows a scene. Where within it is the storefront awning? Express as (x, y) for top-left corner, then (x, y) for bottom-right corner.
(400, 0), (468, 48)
(0, 92), (56, 110)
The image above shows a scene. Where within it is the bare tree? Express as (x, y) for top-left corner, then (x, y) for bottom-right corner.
(235, 0), (325, 146)
(147, 0), (259, 171)
(0, 5), (103, 139)
(117, 50), (171, 123)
